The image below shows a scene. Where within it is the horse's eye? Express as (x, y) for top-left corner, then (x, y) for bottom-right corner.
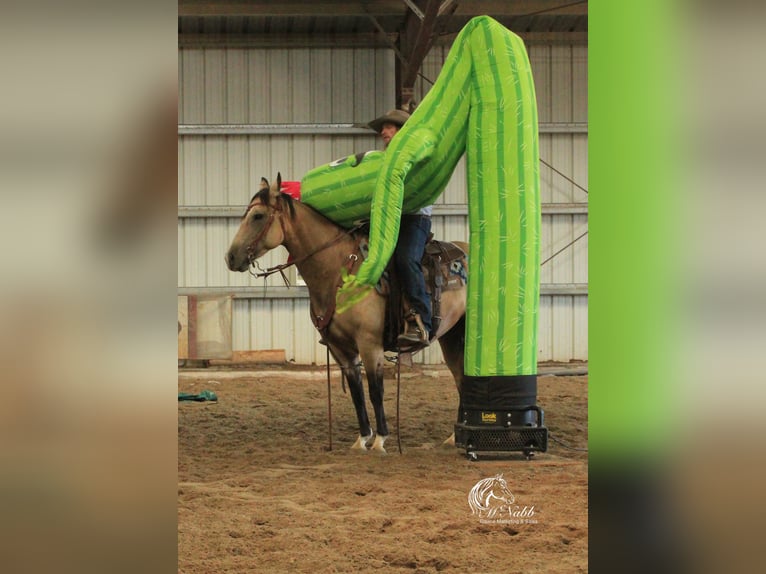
(253, 213), (264, 221)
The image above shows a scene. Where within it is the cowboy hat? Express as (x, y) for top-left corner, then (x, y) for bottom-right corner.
(366, 109), (411, 133)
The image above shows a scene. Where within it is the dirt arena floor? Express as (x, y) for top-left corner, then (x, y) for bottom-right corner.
(178, 363), (588, 573)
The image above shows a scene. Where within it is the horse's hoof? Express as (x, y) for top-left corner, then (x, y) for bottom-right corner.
(371, 434), (388, 453)
(442, 433), (456, 447)
(350, 433), (373, 451)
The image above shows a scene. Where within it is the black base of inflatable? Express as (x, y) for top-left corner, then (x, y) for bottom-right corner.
(455, 407), (548, 460)
(455, 374), (548, 460)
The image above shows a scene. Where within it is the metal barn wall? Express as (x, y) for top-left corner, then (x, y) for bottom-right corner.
(178, 42), (588, 365)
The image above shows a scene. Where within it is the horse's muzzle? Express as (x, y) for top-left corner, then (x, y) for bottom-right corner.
(225, 250), (248, 272)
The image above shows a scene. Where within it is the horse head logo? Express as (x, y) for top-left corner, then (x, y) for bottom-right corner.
(468, 474), (516, 519)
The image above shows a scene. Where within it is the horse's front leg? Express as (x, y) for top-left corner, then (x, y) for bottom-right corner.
(341, 360), (373, 451)
(361, 348), (388, 453)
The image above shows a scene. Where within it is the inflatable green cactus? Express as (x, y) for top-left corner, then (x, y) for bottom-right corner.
(301, 16), (540, 378)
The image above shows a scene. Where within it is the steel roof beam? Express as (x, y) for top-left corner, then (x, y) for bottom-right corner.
(179, 1), (408, 17)
(397, 0), (441, 108)
(178, 1), (587, 18)
(453, 0), (588, 16)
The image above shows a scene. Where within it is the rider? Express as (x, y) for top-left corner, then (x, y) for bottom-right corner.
(367, 109), (432, 348)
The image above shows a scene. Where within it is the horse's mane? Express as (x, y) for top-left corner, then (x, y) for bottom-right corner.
(276, 189), (297, 218)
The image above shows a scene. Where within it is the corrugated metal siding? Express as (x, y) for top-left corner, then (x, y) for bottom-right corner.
(178, 42), (588, 365)
(179, 48), (395, 124)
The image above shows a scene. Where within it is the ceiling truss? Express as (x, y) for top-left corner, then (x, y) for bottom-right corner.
(178, 1), (588, 109)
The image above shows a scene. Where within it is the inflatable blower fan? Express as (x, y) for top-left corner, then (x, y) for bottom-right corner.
(454, 376), (547, 461)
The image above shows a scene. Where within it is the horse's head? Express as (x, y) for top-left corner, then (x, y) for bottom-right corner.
(225, 174), (294, 272)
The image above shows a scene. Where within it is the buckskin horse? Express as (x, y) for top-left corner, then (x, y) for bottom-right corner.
(226, 175), (468, 452)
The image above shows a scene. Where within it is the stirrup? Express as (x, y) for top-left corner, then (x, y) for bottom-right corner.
(397, 312), (430, 348)
(397, 329), (429, 346)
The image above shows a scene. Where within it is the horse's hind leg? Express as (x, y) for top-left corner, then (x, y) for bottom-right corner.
(437, 316), (466, 447)
(331, 347), (372, 450)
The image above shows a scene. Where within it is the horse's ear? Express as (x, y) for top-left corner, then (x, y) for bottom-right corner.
(276, 172), (282, 191)
(259, 177), (269, 191)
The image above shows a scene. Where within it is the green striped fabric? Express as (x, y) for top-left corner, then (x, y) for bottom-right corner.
(308, 16), (540, 377)
(462, 21), (540, 376)
(301, 151), (384, 228)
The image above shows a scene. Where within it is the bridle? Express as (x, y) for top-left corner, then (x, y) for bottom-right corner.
(243, 196), (282, 265)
